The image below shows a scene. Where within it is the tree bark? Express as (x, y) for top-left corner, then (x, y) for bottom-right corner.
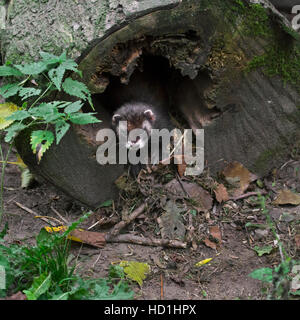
(2, 0), (300, 207)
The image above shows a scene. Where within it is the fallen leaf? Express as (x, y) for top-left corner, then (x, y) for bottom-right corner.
(164, 179), (213, 212)
(253, 245), (273, 257)
(209, 225), (222, 244)
(69, 229), (106, 248)
(223, 162), (257, 197)
(195, 258), (212, 267)
(273, 189), (300, 206)
(157, 200), (186, 240)
(45, 226), (106, 248)
(0, 102), (18, 130)
(214, 184), (229, 203)
(204, 238), (217, 250)
(119, 261), (150, 287)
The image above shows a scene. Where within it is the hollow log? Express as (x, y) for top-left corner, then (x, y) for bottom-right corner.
(3, 0), (300, 207)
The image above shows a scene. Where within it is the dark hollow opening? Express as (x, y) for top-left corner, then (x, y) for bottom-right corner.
(81, 54), (220, 141)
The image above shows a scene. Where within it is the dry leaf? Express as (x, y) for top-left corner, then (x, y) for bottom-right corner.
(158, 200), (186, 240)
(214, 184), (229, 203)
(209, 225), (222, 244)
(164, 179), (213, 212)
(223, 161), (257, 197)
(273, 189), (300, 206)
(45, 226), (106, 248)
(204, 238), (217, 250)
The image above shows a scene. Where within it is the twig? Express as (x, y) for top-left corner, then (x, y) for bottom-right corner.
(106, 234), (187, 248)
(105, 203), (147, 240)
(230, 191), (267, 201)
(14, 201), (55, 226)
(35, 215), (64, 225)
(92, 251), (102, 268)
(50, 206), (69, 225)
(87, 220), (100, 230)
(176, 172), (191, 198)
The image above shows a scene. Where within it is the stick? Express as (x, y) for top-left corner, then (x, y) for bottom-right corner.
(14, 201), (58, 226)
(231, 191), (267, 201)
(106, 234), (187, 248)
(50, 206), (69, 225)
(105, 203), (147, 240)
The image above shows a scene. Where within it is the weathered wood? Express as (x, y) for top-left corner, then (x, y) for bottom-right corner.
(5, 0), (300, 207)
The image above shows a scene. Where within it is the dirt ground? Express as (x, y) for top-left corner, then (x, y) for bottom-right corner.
(0, 142), (299, 300)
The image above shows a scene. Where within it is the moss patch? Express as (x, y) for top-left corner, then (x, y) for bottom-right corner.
(246, 43), (300, 88)
(227, 0), (300, 90)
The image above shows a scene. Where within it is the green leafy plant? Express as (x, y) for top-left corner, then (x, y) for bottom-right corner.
(0, 51), (100, 222)
(248, 194), (299, 299)
(0, 51), (100, 154)
(0, 212), (134, 300)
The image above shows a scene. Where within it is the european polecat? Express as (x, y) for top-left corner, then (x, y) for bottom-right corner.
(103, 56), (174, 176)
(112, 101), (173, 150)
(112, 101), (173, 177)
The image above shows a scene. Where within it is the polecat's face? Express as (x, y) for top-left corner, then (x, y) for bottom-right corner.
(112, 104), (156, 150)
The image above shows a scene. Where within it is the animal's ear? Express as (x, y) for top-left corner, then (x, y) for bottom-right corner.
(112, 114), (122, 124)
(144, 109), (156, 122)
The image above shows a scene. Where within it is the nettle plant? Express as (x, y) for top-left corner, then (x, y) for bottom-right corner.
(0, 51), (100, 160)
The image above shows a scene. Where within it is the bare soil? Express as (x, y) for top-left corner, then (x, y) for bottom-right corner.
(1, 143), (299, 300)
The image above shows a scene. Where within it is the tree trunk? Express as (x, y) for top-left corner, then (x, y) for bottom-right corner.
(2, 0), (300, 207)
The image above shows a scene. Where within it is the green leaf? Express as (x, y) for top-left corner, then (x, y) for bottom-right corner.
(249, 267), (273, 283)
(18, 87), (42, 100)
(23, 272), (52, 300)
(0, 83), (20, 99)
(253, 245), (273, 257)
(4, 122), (27, 142)
(0, 223), (8, 239)
(30, 130), (54, 161)
(5, 110), (31, 121)
(109, 265), (125, 279)
(55, 121), (70, 144)
(290, 290), (300, 296)
(69, 112), (100, 125)
(0, 65), (23, 77)
(29, 102), (70, 118)
(0, 103), (19, 130)
(36, 228), (53, 246)
(60, 59), (79, 73)
(48, 65), (66, 90)
(110, 280), (134, 300)
(29, 102), (59, 118)
(62, 78), (90, 100)
(245, 222), (268, 229)
(98, 199), (113, 208)
(50, 292), (70, 300)
(64, 101), (83, 114)
(14, 61), (48, 75)
(40, 51), (65, 65)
